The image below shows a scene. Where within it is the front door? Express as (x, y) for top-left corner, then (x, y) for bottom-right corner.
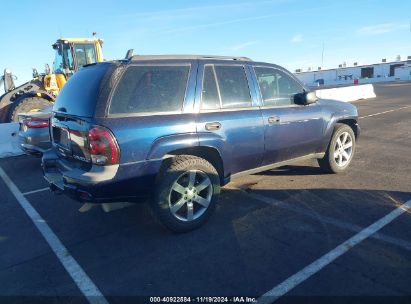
(252, 66), (325, 165)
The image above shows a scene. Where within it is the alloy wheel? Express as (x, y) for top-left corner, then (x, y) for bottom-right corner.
(168, 170), (213, 222)
(334, 131), (353, 167)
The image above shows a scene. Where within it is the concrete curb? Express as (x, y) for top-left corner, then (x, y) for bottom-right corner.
(0, 123), (24, 158)
(316, 84), (376, 102)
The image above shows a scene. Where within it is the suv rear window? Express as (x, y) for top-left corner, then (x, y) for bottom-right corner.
(54, 63), (110, 117)
(109, 65), (190, 114)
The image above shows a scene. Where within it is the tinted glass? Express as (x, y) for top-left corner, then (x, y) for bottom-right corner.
(255, 67), (303, 106)
(201, 65), (220, 110)
(109, 65), (190, 114)
(54, 63), (110, 117)
(75, 43), (97, 67)
(53, 44), (74, 73)
(215, 65), (252, 109)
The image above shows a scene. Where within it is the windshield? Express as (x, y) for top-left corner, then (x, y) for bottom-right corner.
(52, 43), (74, 76)
(74, 43), (97, 67)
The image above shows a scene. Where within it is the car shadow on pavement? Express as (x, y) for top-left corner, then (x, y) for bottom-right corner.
(3, 157), (411, 297)
(7, 175), (411, 298)
(254, 165), (326, 176)
(61, 187), (411, 297)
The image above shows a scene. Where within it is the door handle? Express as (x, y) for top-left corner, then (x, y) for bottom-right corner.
(205, 122), (221, 131)
(268, 116), (281, 125)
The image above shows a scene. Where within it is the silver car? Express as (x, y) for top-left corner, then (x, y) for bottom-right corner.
(18, 105), (52, 156)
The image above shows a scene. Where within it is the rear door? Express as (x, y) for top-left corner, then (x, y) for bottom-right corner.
(195, 63), (265, 177)
(252, 66), (325, 165)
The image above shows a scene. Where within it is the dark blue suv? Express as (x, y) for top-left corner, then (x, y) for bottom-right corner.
(42, 55), (359, 232)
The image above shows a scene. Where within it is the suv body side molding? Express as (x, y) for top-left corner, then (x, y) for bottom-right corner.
(224, 152), (325, 185)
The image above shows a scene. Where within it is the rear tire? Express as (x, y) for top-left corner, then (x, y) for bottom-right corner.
(9, 96), (52, 122)
(151, 155), (220, 233)
(318, 123), (356, 174)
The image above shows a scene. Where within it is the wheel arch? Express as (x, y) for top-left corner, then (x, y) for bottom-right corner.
(336, 118), (359, 139)
(161, 146), (225, 185)
(30, 91), (55, 102)
(321, 116), (359, 152)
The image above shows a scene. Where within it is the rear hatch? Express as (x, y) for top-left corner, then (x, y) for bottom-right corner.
(19, 108), (52, 133)
(52, 114), (92, 163)
(51, 63), (114, 165)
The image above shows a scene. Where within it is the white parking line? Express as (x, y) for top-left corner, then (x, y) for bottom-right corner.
(242, 190), (411, 252)
(22, 187), (50, 196)
(257, 199), (411, 303)
(0, 166), (108, 304)
(359, 105), (411, 119)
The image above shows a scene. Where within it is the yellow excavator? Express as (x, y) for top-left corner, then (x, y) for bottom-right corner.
(0, 37), (104, 123)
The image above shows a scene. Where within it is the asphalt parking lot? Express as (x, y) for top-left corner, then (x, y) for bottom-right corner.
(0, 82), (410, 304)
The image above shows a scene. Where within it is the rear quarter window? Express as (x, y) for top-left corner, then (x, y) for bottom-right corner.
(54, 63), (110, 117)
(109, 65), (190, 115)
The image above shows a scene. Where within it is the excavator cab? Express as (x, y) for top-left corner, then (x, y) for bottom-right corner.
(0, 37), (104, 122)
(45, 38), (104, 94)
(52, 39), (103, 76)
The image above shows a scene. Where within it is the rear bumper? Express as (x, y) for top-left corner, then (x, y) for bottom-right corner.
(18, 129), (51, 156)
(19, 143), (49, 156)
(42, 150), (162, 203)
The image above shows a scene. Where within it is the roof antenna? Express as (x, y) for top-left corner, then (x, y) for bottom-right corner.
(125, 49), (134, 60)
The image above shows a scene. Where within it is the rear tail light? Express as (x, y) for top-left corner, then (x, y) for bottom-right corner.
(24, 118), (49, 129)
(88, 126), (120, 165)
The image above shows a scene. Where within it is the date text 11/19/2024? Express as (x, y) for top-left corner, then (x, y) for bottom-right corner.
(149, 296), (257, 303)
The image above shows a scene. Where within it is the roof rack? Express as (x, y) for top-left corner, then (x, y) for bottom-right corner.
(130, 55), (252, 61)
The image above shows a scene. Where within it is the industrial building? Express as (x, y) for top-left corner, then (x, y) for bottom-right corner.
(295, 56), (411, 87)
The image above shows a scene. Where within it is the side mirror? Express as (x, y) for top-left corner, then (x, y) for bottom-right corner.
(294, 91), (317, 105)
(305, 91), (318, 104)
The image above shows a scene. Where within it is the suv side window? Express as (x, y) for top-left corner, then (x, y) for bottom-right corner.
(254, 67), (304, 107)
(201, 65), (221, 110)
(201, 65), (252, 110)
(109, 65), (190, 114)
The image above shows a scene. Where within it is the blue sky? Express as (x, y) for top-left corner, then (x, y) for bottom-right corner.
(1, 0), (410, 85)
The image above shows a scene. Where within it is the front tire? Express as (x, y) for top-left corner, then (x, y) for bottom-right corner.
(9, 96), (52, 122)
(151, 155), (220, 233)
(318, 124), (356, 174)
